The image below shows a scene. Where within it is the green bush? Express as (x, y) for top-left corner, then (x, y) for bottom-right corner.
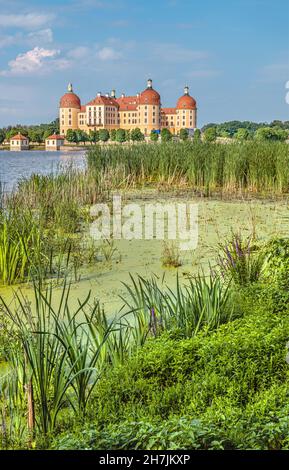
(52, 297), (289, 449)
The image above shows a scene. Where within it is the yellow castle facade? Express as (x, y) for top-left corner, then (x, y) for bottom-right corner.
(59, 79), (197, 136)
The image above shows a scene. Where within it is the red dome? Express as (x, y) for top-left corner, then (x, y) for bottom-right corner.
(176, 94), (196, 110)
(139, 88), (160, 105)
(60, 92), (81, 109)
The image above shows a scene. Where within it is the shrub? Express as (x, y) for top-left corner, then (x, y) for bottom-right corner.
(161, 128), (172, 142)
(131, 128), (144, 141)
(150, 131), (159, 142)
(179, 128), (189, 141)
(217, 232), (266, 286)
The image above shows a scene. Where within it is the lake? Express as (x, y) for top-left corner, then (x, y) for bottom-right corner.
(0, 150), (86, 192)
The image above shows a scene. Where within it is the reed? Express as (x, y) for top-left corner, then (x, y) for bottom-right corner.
(121, 272), (234, 338)
(0, 270), (237, 448)
(217, 232), (266, 286)
(87, 141), (289, 195)
(0, 283), (118, 441)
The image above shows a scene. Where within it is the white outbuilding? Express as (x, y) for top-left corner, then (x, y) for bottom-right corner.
(45, 134), (65, 151)
(10, 133), (29, 151)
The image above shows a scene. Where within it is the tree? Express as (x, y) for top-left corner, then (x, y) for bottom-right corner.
(131, 128), (144, 142)
(150, 131), (159, 142)
(179, 128), (189, 141)
(110, 129), (117, 141)
(255, 127), (288, 142)
(125, 129), (131, 141)
(99, 129), (110, 142)
(219, 130), (230, 138)
(235, 128), (250, 141)
(161, 128), (172, 142)
(28, 128), (44, 144)
(116, 128), (126, 143)
(6, 128), (28, 140)
(193, 129), (201, 142)
(0, 129), (5, 144)
(76, 129), (89, 145)
(43, 129), (53, 140)
(89, 130), (100, 144)
(66, 129), (78, 144)
(203, 127), (217, 143)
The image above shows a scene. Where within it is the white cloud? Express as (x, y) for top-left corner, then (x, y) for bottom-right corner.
(0, 33), (21, 48)
(0, 47), (70, 76)
(27, 28), (53, 44)
(97, 47), (122, 61)
(186, 69), (221, 78)
(67, 46), (90, 59)
(260, 63), (289, 83)
(0, 13), (54, 29)
(152, 44), (208, 63)
(0, 29), (53, 49)
(110, 19), (129, 27)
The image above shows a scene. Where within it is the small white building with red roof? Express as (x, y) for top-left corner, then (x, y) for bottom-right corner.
(45, 134), (65, 151)
(10, 133), (29, 151)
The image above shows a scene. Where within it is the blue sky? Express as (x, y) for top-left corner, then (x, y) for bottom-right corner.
(0, 0), (288, 127)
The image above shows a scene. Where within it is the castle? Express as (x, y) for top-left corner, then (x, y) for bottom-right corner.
(59, 79), (197, 136)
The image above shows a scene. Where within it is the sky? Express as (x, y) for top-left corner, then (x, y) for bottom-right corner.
(0, 0), (288, 127)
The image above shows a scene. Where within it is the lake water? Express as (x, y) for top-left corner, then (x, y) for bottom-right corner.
(0, 150), (86, 192)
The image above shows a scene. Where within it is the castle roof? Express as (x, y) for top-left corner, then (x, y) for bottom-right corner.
(116, 96), (139, 111)
(60, 92), (81, 109)
(86, 95), (119, 107)
(139, 88), (160, 105)
(176, 94), (196, 110)
(162, 107), (177, 115)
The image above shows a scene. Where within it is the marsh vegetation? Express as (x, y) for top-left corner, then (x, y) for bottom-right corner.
(0, 140), (288, 449)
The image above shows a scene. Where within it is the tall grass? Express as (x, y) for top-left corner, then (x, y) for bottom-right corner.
(0, 268), (236, 447)
(121, 273), (234, 338)
(0, 283), (124, 443)
(0, 165), (108, 286)
(87, 141), (289, 195)
(217, 232), (266, 286)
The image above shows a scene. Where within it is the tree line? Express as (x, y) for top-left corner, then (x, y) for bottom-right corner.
(202, 120), (289, 141)
(65, 127), (191, 144)
(0, 119), (288, 145)
(0, 119), (60, 145)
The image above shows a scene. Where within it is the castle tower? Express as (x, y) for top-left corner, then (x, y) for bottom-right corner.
(138, 78), (161, 135)
(59, 83), (81, 135)
(175, 85), (197, 131)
